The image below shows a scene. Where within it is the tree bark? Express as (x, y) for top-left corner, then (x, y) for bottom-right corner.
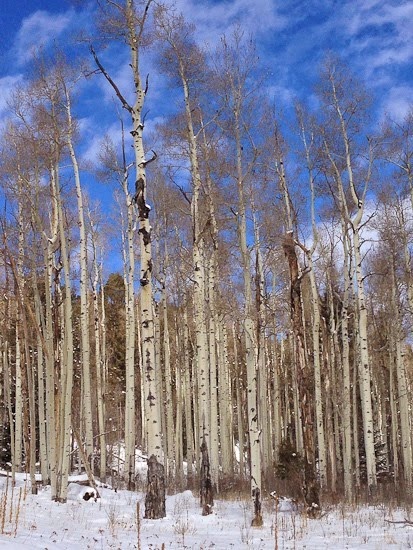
(283, 232), (320, 517)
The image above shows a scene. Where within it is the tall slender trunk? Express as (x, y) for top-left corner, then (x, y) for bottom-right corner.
(162, 281), (175, 480)
(54, 163), (74, 503)
(234, 105), (262, 525)
(283, 232), (320, 517)
(90, 217), (107, 482)
(32, 274), (48, 485)
(390, 256), (412, 484)
(208, 258), (219, 490)
(64, 86), (93, 464)
(353, 231), (376, 490)
(218, 318), (233, 477)
(307, 257), (327, 488)
(233, 324), (245, 478)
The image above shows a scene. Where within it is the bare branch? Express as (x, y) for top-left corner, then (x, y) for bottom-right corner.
(90, 44), (133, 113)
(138, 150), (157, 168)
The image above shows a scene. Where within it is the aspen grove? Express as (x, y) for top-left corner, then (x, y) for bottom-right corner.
(1, 0), (413, 527)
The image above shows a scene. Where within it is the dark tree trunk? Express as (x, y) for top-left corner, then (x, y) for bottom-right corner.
(251, 487), (263, 526)
(200, 436), (213, 515)
(283, 231), (321, 518)
(144, 454), (166, 519)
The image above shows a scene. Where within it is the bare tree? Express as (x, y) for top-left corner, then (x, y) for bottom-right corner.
(91, 0), (165, 518)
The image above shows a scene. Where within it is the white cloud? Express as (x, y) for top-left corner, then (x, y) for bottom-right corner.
(380, 85), (413, 123)
(347, 1), (413, 38)
(344, 1), (413, 72)
(266, 84), (296, 107)
(14, 10), (74, 65)
(173, 0), (287, 45)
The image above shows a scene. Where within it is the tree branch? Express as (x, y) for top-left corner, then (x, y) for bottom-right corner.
(138, 150), (157, 168)
(90, 44), (133, 113)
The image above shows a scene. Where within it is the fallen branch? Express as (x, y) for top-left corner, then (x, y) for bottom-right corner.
(385, 519), (413, 526)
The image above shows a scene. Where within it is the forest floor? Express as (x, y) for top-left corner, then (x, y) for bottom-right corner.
(1, 472), (413, 549)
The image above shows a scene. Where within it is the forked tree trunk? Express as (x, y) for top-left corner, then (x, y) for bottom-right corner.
(327, 73), (377, 492)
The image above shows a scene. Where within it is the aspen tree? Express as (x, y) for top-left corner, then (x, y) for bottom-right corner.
(54, 161), (75, 503)
(2, 117), (52, 488)
(155, 7), (213, 514)
(251, 202), (272, 480)
(200, 123), (221, 491)
(89, 211), (107, 482)
(32, 271), (49, 485)
(161, 274), (175, 480)
(321, 60), (377, 491)
(272, 114), (321, 512)
(375, 200), (412, 485)
(215, 29), (263, 526)
(14, 193), (24, 475)
(183, 307), (196, 487)
(35, 68), (75, 502)
(283, 232), (321, 516)
(391, 248), (412, 488)
(233, 323), (245, 477)
(92, 0), (165, 517)
(102, 124), (136, 489)
(62, 80), (94, 465)
(296, 106), (327, 488)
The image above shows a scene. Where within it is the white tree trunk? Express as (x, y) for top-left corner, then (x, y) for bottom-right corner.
(307, 259), (327, 487)
(353, 231), (376, 489)
(218, 319), (233, 477)
(54, 164), (74, 503)
(90, 216), (107, 482)
(208, 258), (219, 490)
(65, 87), (93, 464)
(391, 258), (412, 484)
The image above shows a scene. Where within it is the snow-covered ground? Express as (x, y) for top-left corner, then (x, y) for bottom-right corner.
(1, 473), (413, 549)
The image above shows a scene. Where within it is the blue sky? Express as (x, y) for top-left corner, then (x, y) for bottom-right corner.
(0, 0), (412, 231)
(1, 0), (412, 135)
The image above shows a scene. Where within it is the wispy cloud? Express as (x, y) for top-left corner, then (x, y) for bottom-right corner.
(380, 85), (413, 123)
(174, 0), (287, 45)
(344, 1), (413, 73)
(14, 10), (75, 65)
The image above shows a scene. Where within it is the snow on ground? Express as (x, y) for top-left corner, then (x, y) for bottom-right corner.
(1, 474), (413, 549)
